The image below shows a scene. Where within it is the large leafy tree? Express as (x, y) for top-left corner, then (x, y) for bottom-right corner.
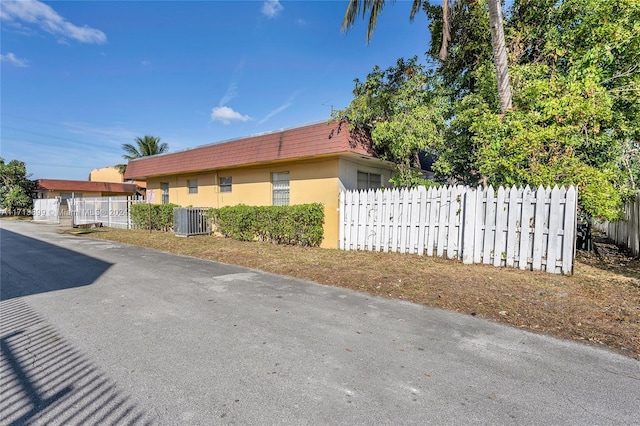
(116, 135), (168, 174)
(461, 0), (638, 219)
(341, 0), (513, 113)
(0, 158), (36, 215)
(339, 0), (639, 220)
(332, 57), (447, 187)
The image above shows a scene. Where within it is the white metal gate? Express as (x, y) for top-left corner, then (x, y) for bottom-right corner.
(67, 196), (142, 229)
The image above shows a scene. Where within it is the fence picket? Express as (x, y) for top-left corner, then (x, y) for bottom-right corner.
(409, 188), (421, 254)
(426, 187), (438, 256)
(374, 190), (383, 251)
(462, 186), (476, 264)
(531, 186), (546, 271)
(399, 188), (410, 254)
(483, 186), (496, 265)
(436, 187), (448, 257)
(382, 189), (393, 252)
(339, 191), (345, 250)
(623, 192), (640, 256)
(546, 186), (563, 273)
(388, 189), (399, 252)
(634, 197), (638, 255)
(445, 186), (459, 259)
(519, 186), (534, 270)
(473, 187), (485, 264)
(357, 190), (367, 250)
(346, 190), (355, 250)
(493, 186), (508, 267)
(563, 186), (578, 273)
(417, 187), (428, 256)
(505, 186), (520, 267)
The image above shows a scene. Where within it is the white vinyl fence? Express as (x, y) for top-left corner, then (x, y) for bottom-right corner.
(340, 185), (578, 275)
(33, 198), (60, 223)
(67, 196), (143, 229)
(603, 191), (640, 257)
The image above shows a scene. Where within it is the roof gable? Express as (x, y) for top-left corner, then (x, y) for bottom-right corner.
(124, 121), (375, 180)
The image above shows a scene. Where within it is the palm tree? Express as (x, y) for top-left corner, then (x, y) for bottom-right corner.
(342, 0), (423, 43)
(122, 135), (168, 160)
(115, 135), (168, 174)
(341, 0), (512, 113)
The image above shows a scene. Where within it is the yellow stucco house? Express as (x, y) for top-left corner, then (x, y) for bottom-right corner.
(89, 166), (147, 194)
(124, 121), (395, 248)
(89, 166), (125, 182)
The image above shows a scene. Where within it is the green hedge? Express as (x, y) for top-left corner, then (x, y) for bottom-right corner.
(130, 203), (179, 231)
(207, 204), (324, 247)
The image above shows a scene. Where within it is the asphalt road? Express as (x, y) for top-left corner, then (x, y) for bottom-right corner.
(1, 220), (639, 425)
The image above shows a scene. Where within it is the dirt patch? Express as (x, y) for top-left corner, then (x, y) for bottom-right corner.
(78, 228), (640, 360)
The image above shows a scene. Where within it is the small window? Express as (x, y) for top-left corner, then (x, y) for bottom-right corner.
(161, 182), (169, 204)
(272, 172), (290, 206)
(357, 171), (382, 190)
(188, 179), (198, 194)
(220, 177), (232, 193)
(60, 193), (82, 202)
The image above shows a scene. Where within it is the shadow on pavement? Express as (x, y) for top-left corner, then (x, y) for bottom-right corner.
(0, 298), (156, 425)
(0, 228), (113, 300)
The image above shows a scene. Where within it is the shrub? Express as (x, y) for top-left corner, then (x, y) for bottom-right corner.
(130, 203), (179, 231)
(207, 203), (324, 247)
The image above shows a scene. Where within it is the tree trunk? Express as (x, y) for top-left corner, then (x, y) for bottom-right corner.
(487, 0), (512, 114)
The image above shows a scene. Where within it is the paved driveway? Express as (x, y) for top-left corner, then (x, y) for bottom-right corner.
(1, 220), (639, 425)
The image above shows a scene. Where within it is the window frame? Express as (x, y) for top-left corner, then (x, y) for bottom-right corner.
(160, 182), (169, 204)
(187, 179), (198, 194)
(357, 171), (382, 190)
(271, 172), (290, 206)
(219, 176), (232, 193)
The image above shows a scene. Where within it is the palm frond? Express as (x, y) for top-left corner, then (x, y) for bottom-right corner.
(122, 135), (167, 160)
(342, 0), (392, 43)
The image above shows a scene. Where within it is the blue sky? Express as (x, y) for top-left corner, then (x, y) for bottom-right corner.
(1, 0), (432, 180)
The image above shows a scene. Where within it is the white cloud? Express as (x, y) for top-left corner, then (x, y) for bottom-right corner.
(211, 106), (251, 125)
(261, 0), (283, 18)
(0, 52), (29, 67)
(0, 0), (107, 44)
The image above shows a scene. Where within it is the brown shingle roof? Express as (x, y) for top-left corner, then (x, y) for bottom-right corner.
(124, 121), (375, 180)
(36, 179), (137, 194)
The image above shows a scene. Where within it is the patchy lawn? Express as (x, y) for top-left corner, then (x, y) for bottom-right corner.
(76, 228), (639, 360)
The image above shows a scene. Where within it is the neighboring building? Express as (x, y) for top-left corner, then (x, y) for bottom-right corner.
(89, 166), (147, 196)
(89, 166), (125, 182)
(124, 121), (395, 248)
(35, 179), (138, 203)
